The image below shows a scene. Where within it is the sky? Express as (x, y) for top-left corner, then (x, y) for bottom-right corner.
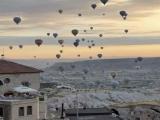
(0, 0), (160, 59)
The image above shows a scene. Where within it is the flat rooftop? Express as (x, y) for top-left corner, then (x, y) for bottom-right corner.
(0, 95), (37, 102)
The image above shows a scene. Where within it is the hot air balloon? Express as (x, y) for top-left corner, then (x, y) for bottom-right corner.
(102, 13), (106, 16)
(35, 39), (43, 47)
(56, 54), (61, 59)
(97, 54), (102, 58)
(58, 66), (64, 72)
(137, 57), (143, 62)
(90, 27), (93, 30)
(78, 13), (82, 17)
(47, 33), (50, 36)
(134, 59), (138, 63)
(34, 56), (36, 59)
(58, 40), (64, 45)
(73, 41), (79, 47)
(9, 46), (13, 50)
(124, 29), (128, 34)
(91, 4), (97, 10)
(92, 43), (95, 46)
(72, 29), (79, 36)
(89, 56), (93, 59)
(100, 0), (109, 5)
(84, 30), (87, 33)
(58, 9), (63, 14)
(120, 11), (128, 20)
(111, 72), (116, 79)
(1, 54), (4, 57)
(71, 64), (76, 69)
(76, 39), (80, 43)
(19, 45), (23, 49)
(81, 38), (85, 41)
(13, 17), (21, 24)
(99, 34), (103, 37)
(60, 50), (63, 53)
(100, 47), (104, 50)
(83, 69), (88, 75)
(53, 33), (58, 38)
(77, 54), (81, 57)
(88, 46), (92, 49)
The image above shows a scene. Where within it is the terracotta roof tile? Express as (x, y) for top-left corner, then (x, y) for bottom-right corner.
(0, 59), (43, 74)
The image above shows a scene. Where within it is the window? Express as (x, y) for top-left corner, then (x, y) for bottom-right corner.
(0, 107), (3, 117)
(0, 81), (3, 86)
(3, 78), (10, 84)
(39, 97), (44, 101)
(21, 81), (31, 87)
(27, 106), (32, 115)
(135, 118), (140, 120)
(4, 92), (14, 96)
(19, 107), (24, 116)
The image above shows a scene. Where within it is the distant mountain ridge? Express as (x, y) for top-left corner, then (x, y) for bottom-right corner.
(42, 57), (160, 89)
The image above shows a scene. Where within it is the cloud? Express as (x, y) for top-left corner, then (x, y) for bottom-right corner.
(0, 0), (160, 37)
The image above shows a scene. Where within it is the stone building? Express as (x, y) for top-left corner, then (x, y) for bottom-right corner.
(0, 59), (47, 120)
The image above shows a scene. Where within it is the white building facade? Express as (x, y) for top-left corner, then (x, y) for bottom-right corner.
(0, 59), (47, 120)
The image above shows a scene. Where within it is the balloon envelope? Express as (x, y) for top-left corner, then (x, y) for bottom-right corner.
(91, 4), (97, 9)
(120, 11), (128, 20)
(97, 54), (103, 58)
(74, 41), (79, 47)
(124, 29), (128, 33)
(56, 54), (61, 59)
(9, 46), (13, 50)
(58, 9), (63, 14)
(53, 33), (58, 38)
(19, 45), (23, 49)
(58, 40), (64, 45)
(13, 17), (21, 24)
(72, 29), (79, 36)
(47, 33), (50, 36)
(100, 0), (109, 5)
(35, 39), (43, 47)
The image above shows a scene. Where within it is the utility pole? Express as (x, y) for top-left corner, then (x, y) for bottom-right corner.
(76, 89), (79, 120)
